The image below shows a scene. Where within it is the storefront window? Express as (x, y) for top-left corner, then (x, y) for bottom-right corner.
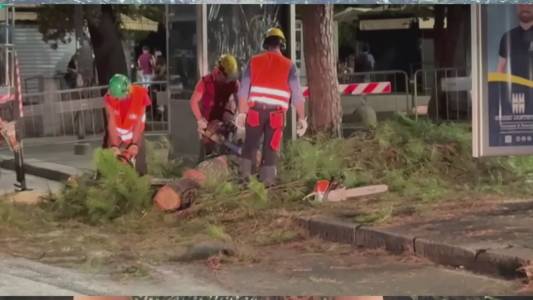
(168, 5), (197, 97)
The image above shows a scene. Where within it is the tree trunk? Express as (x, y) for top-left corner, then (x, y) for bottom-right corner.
(86, 5), (128, 148)
(427, 5), (469, 121)
(153, 155), (231, 212)
(153, 178), (200, 212)
(301, 5), (342, 136)
(87, 5), (128, 86)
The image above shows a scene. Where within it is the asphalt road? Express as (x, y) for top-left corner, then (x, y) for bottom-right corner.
(0, 246), (521, 295)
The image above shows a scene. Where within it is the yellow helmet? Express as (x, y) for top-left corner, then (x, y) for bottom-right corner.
(218, 54), (238, 79)
(265, 27), (286, 42)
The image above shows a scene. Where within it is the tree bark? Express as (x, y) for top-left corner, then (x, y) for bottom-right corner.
(86, 5), (128, 148)
(87, 5), (128, 86)
(301, 5), (342, 136)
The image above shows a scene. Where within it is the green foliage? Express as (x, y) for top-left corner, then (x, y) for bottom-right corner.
(246, 177), (269, 210)
(47, 149), (151, 224)
(206, 224), (232, 242)
(276, 113), (533, 204)
(37, 5), (165, 47)
(93, 113), (533, 229)
(280, 135), (347, 183)
(145, 137), (184, 178)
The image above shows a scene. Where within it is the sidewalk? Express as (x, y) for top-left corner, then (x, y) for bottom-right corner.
(0, 133), (166, 180)
(0, 136), (98, 173)
(300, 199), (533, 281)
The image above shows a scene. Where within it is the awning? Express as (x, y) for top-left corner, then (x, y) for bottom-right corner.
(120, 14), (158, 32)
(360, 18), (413, 31)
(0, 11), (38, 21)
(334, 6), (435, 23)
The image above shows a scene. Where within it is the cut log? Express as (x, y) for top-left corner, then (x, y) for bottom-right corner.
(185, 155), (230, 186)
(153, 178), (200, 212)
(150, 177), (175, 187)
(153, 155), (232, 212)
(326, 185), (389, 202)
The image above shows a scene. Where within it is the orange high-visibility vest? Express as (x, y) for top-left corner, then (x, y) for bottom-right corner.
(249, 52), (292, 110)
(105, 85), (148, 144)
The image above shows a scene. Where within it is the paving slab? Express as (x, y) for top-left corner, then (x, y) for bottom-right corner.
(381, 200), (533, 262)
(0, 169), (62, 196)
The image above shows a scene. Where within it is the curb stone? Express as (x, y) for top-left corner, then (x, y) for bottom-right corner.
(357, 227), (414, 255)
(300, 216), (527, 280)
(414, 238), (477, 269)
(307, 217), (358, 244)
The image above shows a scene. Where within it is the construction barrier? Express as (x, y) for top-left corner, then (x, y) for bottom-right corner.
(3, 67), (475, 151)
(16, 81), (169, 144)
(413, 67), (470, 121)
(303, 81), (392, 97)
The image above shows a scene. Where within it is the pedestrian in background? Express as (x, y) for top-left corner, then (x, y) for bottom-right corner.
(137, 46), (155, 89)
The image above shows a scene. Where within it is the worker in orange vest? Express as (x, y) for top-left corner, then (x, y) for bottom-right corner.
(190, 54), (240, 161)
(235, 28), (308, 186)
(104, 74), (151, 175)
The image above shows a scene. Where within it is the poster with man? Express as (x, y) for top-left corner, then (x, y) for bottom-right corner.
(472, 4), (533, 157)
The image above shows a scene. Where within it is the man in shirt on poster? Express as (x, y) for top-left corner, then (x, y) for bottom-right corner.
(497, 4), (533, 80)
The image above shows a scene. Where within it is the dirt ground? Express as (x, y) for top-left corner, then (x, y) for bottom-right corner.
(0, 190), (515, 281)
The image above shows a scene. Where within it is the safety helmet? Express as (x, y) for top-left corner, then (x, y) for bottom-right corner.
(266, 28), (286, 41)
(108, 74), (131, 99)
(217, 54), (239, 80)
(263, 27), (286, 50)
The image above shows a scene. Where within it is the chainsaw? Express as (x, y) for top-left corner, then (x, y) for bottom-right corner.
(117, 150), (136, 168)
(201, 120), (242, 156)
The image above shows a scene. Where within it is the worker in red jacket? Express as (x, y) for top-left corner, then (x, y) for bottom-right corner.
(104, 74), (151, 175)
(236, 28), (308, 187)
(190, 54), (240, 161)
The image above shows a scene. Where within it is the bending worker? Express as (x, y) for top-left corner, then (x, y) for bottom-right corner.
(235, 28), (308, 186)
(103, 74), (151, 175)
(190, 54), (240, 161)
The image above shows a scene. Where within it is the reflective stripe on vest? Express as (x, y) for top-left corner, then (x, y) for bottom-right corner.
(249, 52), (292, 110)
(249, 86), (290, 109)
(116, 113), (146, 142)
(105, 85), (148, 143)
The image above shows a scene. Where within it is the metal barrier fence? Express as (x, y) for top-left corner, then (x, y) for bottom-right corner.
(413, 68), (470, 121)
(19, 81), (169, 142)
(13, 68), (470, 145)
(339, 70), (411, 113)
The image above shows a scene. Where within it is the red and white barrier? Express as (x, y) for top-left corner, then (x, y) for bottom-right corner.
(0, 53), (23, 118)
(303, 81), (391, 97)
(0, 93), (14, 104)
(15, 53), (23, 117)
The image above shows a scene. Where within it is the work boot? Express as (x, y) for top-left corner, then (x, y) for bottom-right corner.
(259, 165), (277, 188)
(239, 158), (253, 184)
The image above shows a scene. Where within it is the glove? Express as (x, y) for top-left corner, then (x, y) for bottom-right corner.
(235, 112), (247, 130)
(234, 126), (246, 142)
(197, 118), (208, 138)
(296, 117), (308, 137)
(126, 144), (139, 158)
(110, 146), (121, 157)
